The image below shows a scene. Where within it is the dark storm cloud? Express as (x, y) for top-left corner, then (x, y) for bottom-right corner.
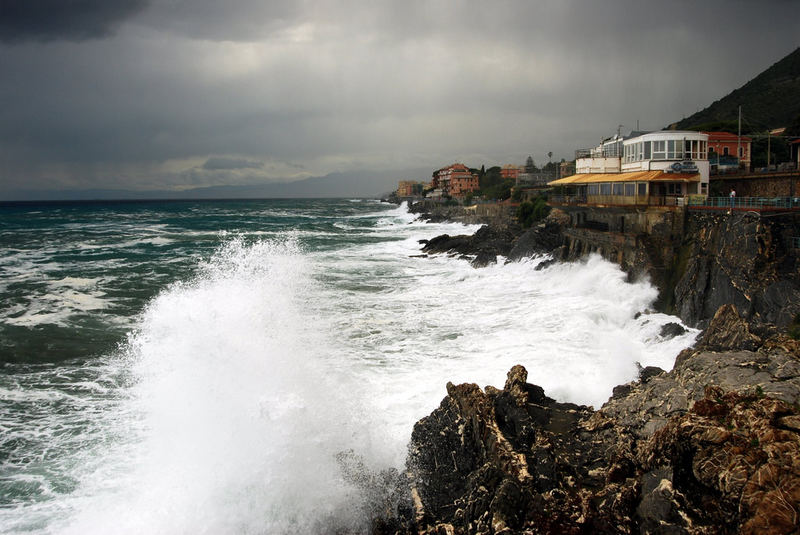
(0, 0), (148, 43)
(0, 0), (798, 197)
(202, 157), (264, 170)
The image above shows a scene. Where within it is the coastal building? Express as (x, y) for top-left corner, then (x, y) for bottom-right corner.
(432, 163), (479, 198)
(704, 131), (752, 171)
(550, 130), (710, 206)
(396, 180), (424, 198)
(500, 164), (520, 180)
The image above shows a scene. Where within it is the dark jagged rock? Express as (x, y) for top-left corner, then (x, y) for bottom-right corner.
(694, 303), (762, 353)
(419, 210), (567, 267)
(659, 322), (687, 339)
(421, 224), (522, 267)
(638, 365), (665, 384)
(379, 304), (800, 534)
(670, 212), (800, 329)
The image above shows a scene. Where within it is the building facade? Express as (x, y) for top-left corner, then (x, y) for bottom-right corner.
(433, 163), (479, 198)
(703, 131), (752, 171)
(551, 130), (710, 206)
(396, 181), (424, 197)
(500, 164), (520, 180)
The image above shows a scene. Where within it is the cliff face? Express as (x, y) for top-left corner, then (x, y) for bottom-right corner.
(546, 210), (800, 329)
(668, 212), (800, 329)
(415, 204), (800, 330)
(378, 306), (800, 535)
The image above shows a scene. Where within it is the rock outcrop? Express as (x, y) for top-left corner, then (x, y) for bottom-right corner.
(419, 225), (522, 267)
(670, 212), (800, 329)
(378, 306), (800, 534)
(417, 210), (566, 267)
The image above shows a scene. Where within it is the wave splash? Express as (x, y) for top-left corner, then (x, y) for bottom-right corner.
(56, 237), (386, 534)
(8, 212), (699, 535)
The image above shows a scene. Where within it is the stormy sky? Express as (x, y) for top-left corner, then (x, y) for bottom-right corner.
(1, 0), (798, 198)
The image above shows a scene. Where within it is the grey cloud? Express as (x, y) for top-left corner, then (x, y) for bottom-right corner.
(202, 157), (264, 170)
(0, 0), (148, 44)
(0, 0), (798, 198)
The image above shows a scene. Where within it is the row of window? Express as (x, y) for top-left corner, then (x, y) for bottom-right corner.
(587, 182), (648, 196)
(623, 139), (708, 163)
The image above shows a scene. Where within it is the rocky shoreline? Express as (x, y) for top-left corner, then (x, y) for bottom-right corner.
(370, 202), (800, 534)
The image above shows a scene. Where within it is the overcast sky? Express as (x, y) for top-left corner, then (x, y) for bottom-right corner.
(1, 0), (798, 198)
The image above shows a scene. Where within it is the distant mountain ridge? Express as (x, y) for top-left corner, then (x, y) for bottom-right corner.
(672, 47), (800, 132)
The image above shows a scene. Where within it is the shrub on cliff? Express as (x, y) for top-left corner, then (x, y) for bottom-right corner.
(517, 196), (550, 228)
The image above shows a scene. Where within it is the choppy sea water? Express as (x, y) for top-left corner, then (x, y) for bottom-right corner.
(0, 198), (697, 533)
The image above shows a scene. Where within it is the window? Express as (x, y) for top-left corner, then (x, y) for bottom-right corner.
(588, 184), (599, 195)
(624, 183), (635, 196)
(613, 183), (624, 195)
(701, 183), (708, 194)
(644, 141), (651, 159)
(653, 140), (666, 159)
(600, 183), (612, 195)
(723, 147), (729, 156)
(637, 182), (647, 196)
(666, 140), (683, 159)
(637, 142), (643, 161)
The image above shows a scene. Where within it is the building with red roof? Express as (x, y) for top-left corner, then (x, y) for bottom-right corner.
(703, 131), (752, 170)
(433, 163), (479, 198)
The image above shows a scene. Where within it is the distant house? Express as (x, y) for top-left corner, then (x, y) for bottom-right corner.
(432, 163), (479, 198)
(396, 180), (423, 197)
(549, 130), (710, 206)
(559, 161), (576, 178)
(500, 164), (520, 180)
(703, 131), (752, 171)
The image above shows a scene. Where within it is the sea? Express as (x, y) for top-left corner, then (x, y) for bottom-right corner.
(0, 198), (698, 534)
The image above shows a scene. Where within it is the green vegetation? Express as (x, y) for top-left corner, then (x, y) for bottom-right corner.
(517, 196), (550, 228)
(674, 47), (800, 132)
(471, 166), (514, 200)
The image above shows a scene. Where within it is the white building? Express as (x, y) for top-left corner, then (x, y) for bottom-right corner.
(551, 130), (709, 206)
(621, 131), (709, 196)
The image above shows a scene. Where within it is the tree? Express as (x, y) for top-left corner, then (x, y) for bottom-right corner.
(524, 156), (537, 174)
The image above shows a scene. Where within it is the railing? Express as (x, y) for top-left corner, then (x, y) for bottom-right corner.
(688, 196), (800, 211)
(549, 195), (587, 205)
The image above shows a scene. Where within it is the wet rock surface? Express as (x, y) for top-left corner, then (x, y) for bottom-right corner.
(417, 210), (566, 267)
(419, 225), (523, 267)
(378, 306), (800, 534)
(671, 212), (800, 329)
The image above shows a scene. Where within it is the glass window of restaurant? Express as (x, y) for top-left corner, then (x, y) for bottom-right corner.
(653, 140), (666, 159)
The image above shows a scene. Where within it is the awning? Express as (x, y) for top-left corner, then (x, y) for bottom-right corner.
(548, 170), (700, 186)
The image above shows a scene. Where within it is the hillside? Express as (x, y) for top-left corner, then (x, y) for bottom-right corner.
(672, 46), (800, 132)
